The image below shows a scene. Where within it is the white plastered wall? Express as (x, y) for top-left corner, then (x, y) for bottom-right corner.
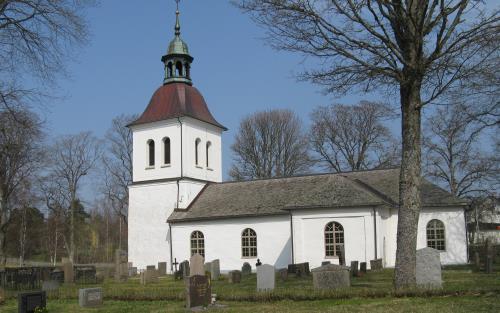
(131, 117), (223, 183)
(382, 206), (468, 266)
(170, 215), (291, 272)
(292, 207), (378, 269)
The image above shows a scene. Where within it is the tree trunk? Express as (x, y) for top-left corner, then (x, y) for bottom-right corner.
(0, 187), (7, 267)
(394, 81), (422, 289)
(70, 197), (75, 263)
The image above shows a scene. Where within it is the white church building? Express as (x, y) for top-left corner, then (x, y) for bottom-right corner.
(128, 8), (468, 273)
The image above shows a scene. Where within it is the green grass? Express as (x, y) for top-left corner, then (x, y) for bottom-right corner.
(0, 266), (498, 312)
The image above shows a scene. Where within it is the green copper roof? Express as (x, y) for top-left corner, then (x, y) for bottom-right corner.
(167, 9), (190, 55)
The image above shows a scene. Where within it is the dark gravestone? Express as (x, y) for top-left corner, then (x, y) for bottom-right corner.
(370, 259), (383, 271)
(186, 275), (211, 308)
(228, 270), (241, 283)
(287, 264), (297, 274)
(485, 255), (494, 274)
(321, 261), (331, 266)
(241, 262), (251, 275)
(146, 265), (156, 271)
(50, 270), (64, 283)
(278, 268), (288, 281)
(158, 262), (167, 276)
(295, 262), (310, 277)
(350, 261), (359, 277)
(18, 291), (46, 313)
(360, 262), (367, 274)
(79, 287), (103, 307)
(181, 261), (190, 278)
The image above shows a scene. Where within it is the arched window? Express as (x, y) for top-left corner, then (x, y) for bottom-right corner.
(185, 63), (191, 79)
(206, 141), (211, 168)
(190, 231), (205, 257)
(427, 219), (446, 251)
(325, 221), (345, 264)
(163, 137), (171, 165)
(147, 140), (155, 167)
(241, 228), (257, 258)
(195, 138), (201, 166)
(175, 61), (183, 76)
(167, 62), (173, 78)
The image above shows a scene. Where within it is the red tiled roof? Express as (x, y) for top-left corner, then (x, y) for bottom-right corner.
(128, 83), (227, 130)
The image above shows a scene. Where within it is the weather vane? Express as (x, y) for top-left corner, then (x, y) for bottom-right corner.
(175, 0), (180, 11)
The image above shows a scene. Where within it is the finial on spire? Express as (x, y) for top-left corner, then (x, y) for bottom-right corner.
(174, 0), (181, 36)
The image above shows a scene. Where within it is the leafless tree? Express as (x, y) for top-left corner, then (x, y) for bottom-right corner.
(235, 0), (499, 288)
(0, 0), (93, 114)
(45, 132), (101, 262)
(0, 109), (44, 265)
(101, 114), (136, 249)
(424, 106), (499, 198)
(230, 109), (310, 180)
(310, 101), (399, 172)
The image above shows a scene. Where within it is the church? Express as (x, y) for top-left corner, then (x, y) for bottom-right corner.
(127, 8), (468, 273)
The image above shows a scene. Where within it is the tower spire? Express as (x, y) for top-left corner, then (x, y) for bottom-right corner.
(161, 0), (194, 86)
(174, 0), (180, 36)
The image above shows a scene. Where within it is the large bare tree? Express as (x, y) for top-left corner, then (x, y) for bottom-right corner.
(0, 0), (93, 113)
(424, 106), (499, 198)
(45, 132), (101, 262)
(236, 0), (499, 288)
(310, 101), (399, 172)
(0, 109), (43, 265)
(230, 109), (310, 180)
(102, 114), (136, 249)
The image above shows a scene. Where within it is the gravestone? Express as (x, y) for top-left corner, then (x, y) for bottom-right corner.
(158, 262), (167, 276)
(350, 261), (359, 277)
(50, 269), (64, 283)
(295, 262), (310, 277)
(79, 287), (103, 308)
(485, 255), (494, 274)
(256, 259), (262, 267)
(228, 270), (241, 283)
(370, 258), (383, 271)
(287, 263), (297, 274)
(210, 259), (220, 281)
(18, 291), (46, 313)
(321, 261), (331, 266)
(190, 254), (205, 276)
(0, 287), (5, 305)
(180, 260), (190, 278)
(204, 262), (212, 276)
(140, 269), (159, 285)
(241, 262), (251, 275)
(311, 264), (350, 290)
(128, 267), (137, 277)
(416, 247), (442, 288)
(42, 280), (60, 292)
(473, 251), (480, 269)
(75, 266), (97, 284)
(146, 265), (156, 271)
(186, 275), (211, 308)
(62, 260), (74, 284)
(114, 249), (128, 282)
(360, 262), (367, 275)
(257, 264), (275, 291)
(278, 268), (288, 281)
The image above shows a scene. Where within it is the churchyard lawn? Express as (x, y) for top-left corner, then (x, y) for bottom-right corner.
(1, 265), (498, 312)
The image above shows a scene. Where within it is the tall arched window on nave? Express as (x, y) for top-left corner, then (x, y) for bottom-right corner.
(241, 228), (257, 258)
(147, 139), (155, 167)
(427, 219), (446, 251)
(190, 231), (205, 257)
(325, 221), (345, 265)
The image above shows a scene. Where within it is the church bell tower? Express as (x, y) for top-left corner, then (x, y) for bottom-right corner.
(127, 2), (226, 270)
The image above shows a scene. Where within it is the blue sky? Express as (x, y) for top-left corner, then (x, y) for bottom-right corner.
(45, 0), (388, 183)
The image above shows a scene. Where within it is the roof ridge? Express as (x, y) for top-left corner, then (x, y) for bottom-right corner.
(217, 167), (400, 185)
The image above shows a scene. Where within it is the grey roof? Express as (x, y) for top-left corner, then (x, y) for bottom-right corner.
(168, 168), (466, 223)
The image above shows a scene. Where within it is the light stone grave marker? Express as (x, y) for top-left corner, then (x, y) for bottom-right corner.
(79, 287), (103, 307)
(311, 264), (350, 290)
(257, 264), (275, 291)
(190, 254), (205, 276)
(210, 259), (220, 281)
(416, 247), (442, 288)
(158, 262), (167, 276)
(228, 270), (241, 283)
